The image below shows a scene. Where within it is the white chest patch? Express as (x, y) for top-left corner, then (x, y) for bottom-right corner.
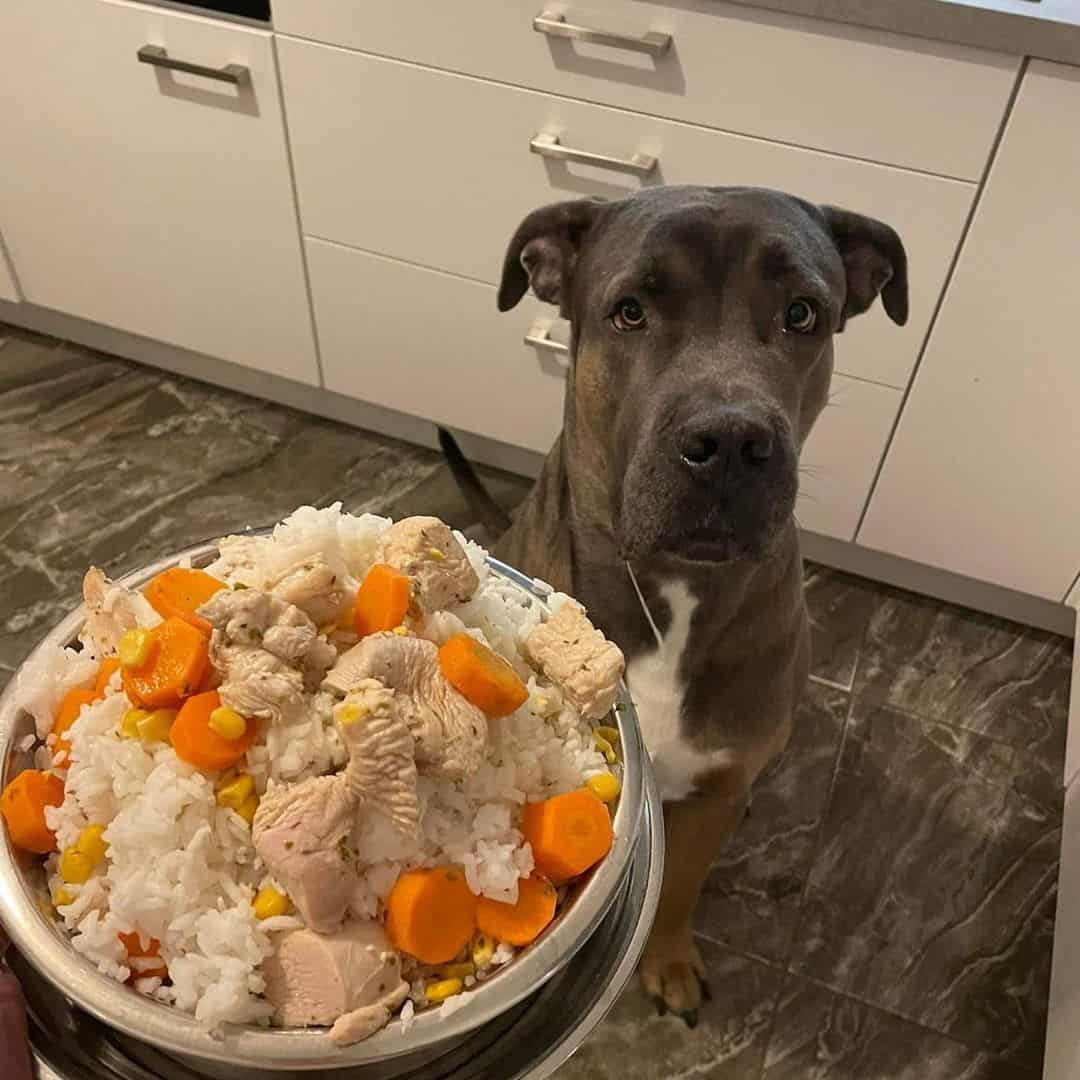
(625, 580), (708, 802)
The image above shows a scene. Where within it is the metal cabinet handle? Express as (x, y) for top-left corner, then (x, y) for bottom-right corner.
(137, 44), (250, 85)
(530, 132), (657, 176)
(525, 321), (570, 356)
(533, 10), (672, 56)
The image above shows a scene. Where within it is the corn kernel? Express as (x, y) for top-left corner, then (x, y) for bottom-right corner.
(336, 702), (370, 727)
(76, 824), (108, 864)
(425, 977), (463, 1003)
(208, 707), (247, 740)
(594, 725), (620, 747)
(137, 708), (176, 743)
(53, 887), (76, 908)
(236, 794), (259, 825)
(471, 932), (494, 969)
(593, 732), (617, 765)
(435, 961), (475, 980)
(216, 773), (254, 811)
(59, 847), (95, 884)
(118, 628), (154, 669)
(120, 708), (149, 739)
(587, 772), (621, 804)
(427, 548), (446, 562)
(252, 886), (289, 920)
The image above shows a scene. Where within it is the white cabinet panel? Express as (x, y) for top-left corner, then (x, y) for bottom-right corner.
(0, 0), (318, 384)
(279, 41), (973, 390)
(0, 232), (19, 302)
(860, 62), (1080, 600)
(274, 0), (1017, 179)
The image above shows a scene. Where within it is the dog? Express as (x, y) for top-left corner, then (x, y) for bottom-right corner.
(441, 185), (908, 1024)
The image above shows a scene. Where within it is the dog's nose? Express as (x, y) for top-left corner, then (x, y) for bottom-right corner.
(679, 409), (776, 472)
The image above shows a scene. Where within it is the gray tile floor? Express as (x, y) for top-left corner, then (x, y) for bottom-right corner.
(1, 323), (1071, 1079)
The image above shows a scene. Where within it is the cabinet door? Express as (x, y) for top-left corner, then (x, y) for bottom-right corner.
(0, 0), (318, 384)
(860, 62), (1080, 600)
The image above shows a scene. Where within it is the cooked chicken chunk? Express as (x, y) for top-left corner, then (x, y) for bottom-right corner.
(253, 681), (419, 931)
(81, 567), (161, 656)
(269, 554), (347, 628)
(525, 601), (624, 720)
(323, 633), (487, 781)
(375, 516), (479, 613)
(263, 920), (409, 1046)
(199, 588), (336, 721)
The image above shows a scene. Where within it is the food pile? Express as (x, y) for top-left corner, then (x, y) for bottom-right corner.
(1, 506), (625, 1045)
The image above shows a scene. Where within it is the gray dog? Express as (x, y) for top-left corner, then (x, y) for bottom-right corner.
(442, 185), (907, 1023)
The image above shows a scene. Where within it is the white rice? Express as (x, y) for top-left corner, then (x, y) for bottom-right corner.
(18, 504), (615, 1033)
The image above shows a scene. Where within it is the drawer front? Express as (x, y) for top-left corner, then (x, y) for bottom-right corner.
(273, 1), (1017, 179)
(280, 40), (974, 390)
(0, 0), (318, 384)
(309, 237), (897, 540)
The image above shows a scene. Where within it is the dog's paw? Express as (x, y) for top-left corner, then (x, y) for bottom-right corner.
(640, 931), (708, 1027)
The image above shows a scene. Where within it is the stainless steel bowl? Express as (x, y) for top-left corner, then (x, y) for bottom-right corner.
(0, 539), (654, 1071)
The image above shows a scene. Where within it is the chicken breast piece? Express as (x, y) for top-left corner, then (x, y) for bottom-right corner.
(81, 567), (161, 656)
(375, 516), (479, 613)
(323, 633), (487, 781)
(525, 601), (625, 720)
(262, 920), (409, 1046)
(270, 554), (347, 628)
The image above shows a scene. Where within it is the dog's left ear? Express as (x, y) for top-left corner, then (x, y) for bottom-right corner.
(821, 206), (909, 328)
(497, 197), (605, 314)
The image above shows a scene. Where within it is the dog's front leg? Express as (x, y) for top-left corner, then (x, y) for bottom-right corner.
(640, 790), (747, 1025)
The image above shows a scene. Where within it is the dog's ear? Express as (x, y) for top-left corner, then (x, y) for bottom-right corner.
(497, 198), (605, 313)
(821, 206), (909, 328)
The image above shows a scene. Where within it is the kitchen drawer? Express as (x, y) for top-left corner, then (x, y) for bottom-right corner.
(279, 41), (974, 390)
(308, 236), (895, 541)
(306, 239), (569, 455)
(0, 0), (318, 384)
(0, 232), (18, 303)
(273, 0), (1017, 179)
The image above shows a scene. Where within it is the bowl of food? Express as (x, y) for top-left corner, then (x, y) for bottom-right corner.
(0, 505), (651, 1071)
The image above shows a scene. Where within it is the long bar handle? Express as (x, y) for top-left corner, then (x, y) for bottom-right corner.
(530, 132), (657, 176)
(533, 11), (672, 56)
(137, 44), (250, 85)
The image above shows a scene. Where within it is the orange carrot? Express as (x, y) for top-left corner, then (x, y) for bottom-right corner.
(438, 634), (529, 718)
(118, 931), (168, 982)
(1, 770), (65, 854)
(144, 567), (225, 635)
(353, 564), (411, 637)
(170, 691), (256, 772)
(476, 875), (557, 946)
(121, 617), (208, 709)
(52, 688), (97, 763)
(522, 789), (614, 885)
(94, 657), (121, 699)
(385, 866), (478, 964)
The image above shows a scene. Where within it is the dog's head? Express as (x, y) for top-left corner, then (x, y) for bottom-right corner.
(498, 186), (907, 564)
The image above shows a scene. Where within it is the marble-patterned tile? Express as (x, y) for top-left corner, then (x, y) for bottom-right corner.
(553, 938), (783, 1080)
(803, 564), (882, 690)
(763, 975), (1037, 1080)
(790, 701), (1059, 1070)
(694, 682), (848, 964)
(854, 589), (1071, 780)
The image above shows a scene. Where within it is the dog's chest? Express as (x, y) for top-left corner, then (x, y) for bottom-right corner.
(624, 580), (704, 802)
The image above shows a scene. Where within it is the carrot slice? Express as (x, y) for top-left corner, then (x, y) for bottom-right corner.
(94, 658), (121, 699)
(121, 617), (208, 709)
(119, 931), (168, 982)
(353, 564), (411, 637)
(476, 875), (557, 946)
(144, 567), (225, 635)
(385, 866), (478, 964)
(438, 634), (528, 718)
(52, 688), (97, 763)
(170, 691), (257, 772)
(522, 789), (614, 885)
(1, 770), (65, 854)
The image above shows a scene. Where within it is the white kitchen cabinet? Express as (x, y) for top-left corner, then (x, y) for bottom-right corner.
(859, 61), (1080, 601)
(278, 40), (974, 391)
(0, 233), (19, 302)
(0, 0), (318, 384)
(273, 0), (1018, 179)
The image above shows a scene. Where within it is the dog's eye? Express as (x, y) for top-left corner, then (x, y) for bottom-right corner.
(612, 298), (647, 332)
(784, 299), (817, 334)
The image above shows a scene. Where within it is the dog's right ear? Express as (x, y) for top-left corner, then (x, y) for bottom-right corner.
(497, 198), (605, 313)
